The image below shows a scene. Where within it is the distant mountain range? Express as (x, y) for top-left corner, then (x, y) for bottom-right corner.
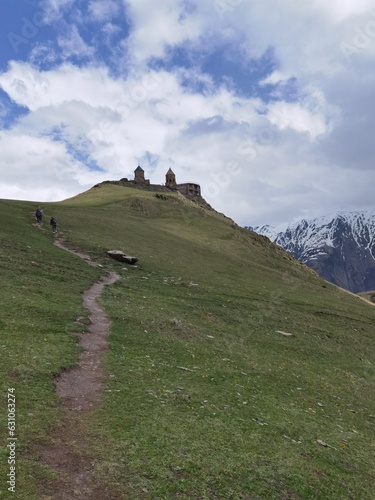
(247, 211), (375, 293)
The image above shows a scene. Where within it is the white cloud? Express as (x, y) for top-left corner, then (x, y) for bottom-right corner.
(0, 0), (374, 226)
(57, 24), (95, 59)
(311, 0), (375, 23)
(101, 22), (122, 37)
(122, 0), (204, 68)
(40, 0), (76, 23)
(0, 62), (116, 110)
(0, 130), (101, 202)
(266, 101), (330, 138)
(0, 61), (267, 209)
(88, 0), (120, 22)
(29, 43), (58, 66)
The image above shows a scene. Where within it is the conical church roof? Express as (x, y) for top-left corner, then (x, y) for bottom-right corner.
(166, 168), (175, 174)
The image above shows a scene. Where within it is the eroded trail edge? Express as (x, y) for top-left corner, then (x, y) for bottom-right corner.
(38, 239), (122, 499)
(56, 271), (120, 411)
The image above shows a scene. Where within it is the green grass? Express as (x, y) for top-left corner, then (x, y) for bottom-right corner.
(92, 274), (374, 498)
(1, 185), (375, 499)
(0, 200), (101, 499)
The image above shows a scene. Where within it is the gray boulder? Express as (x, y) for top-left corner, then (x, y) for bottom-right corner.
(107, 250), (138, 264)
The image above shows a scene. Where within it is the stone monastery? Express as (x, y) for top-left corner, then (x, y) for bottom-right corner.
(120, 166), (201, 197)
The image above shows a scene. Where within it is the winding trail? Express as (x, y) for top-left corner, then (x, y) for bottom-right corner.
(38, 239), (123, 499)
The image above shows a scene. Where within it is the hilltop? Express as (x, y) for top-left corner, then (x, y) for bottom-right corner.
(1, 184), (374, 499)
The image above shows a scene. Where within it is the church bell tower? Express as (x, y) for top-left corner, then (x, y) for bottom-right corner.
(165, 168), (177, 188)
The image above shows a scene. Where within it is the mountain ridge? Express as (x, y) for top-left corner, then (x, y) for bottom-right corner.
(248, 210), (375, 293)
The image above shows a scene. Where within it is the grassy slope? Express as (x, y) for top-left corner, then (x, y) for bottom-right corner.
(1, 184), (375, 499)
(0, 199), (101, 499)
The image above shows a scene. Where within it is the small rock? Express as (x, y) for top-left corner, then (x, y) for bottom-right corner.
(316, 439), (336, 450)
(252, 417), (268, 426)
(276, 330), (293, 336)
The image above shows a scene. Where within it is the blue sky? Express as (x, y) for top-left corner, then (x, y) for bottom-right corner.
(0, 0), (375, 226)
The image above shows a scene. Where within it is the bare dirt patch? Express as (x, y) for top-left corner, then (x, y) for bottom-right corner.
(35, 239), (123, 499)
(54, 238), (99, 268)
(358, 289), (375, 305)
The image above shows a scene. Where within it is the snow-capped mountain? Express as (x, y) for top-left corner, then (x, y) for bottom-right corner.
(247, 211), (375, 293)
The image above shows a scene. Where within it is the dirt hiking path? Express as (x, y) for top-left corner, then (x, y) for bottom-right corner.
(37, 239), (123, 499)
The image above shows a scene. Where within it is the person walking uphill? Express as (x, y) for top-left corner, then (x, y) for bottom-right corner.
(35, 207), (43, 223)
(50, 217), (57, 233)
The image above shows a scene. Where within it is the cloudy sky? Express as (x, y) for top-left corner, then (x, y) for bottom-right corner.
(0, 0), (374, 226)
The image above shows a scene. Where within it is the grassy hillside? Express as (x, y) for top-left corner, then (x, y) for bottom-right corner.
(1, 184), (374, 499)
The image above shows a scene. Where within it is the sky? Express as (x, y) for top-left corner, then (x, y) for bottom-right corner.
(0, 0), (375, 227)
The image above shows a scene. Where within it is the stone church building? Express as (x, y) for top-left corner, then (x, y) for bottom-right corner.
(165, 168), (201, 196)
(121, 166), (201, 197)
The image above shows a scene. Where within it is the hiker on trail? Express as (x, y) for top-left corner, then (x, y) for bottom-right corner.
(50, 217), (57, 233)
(35, 208), (43, 223)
